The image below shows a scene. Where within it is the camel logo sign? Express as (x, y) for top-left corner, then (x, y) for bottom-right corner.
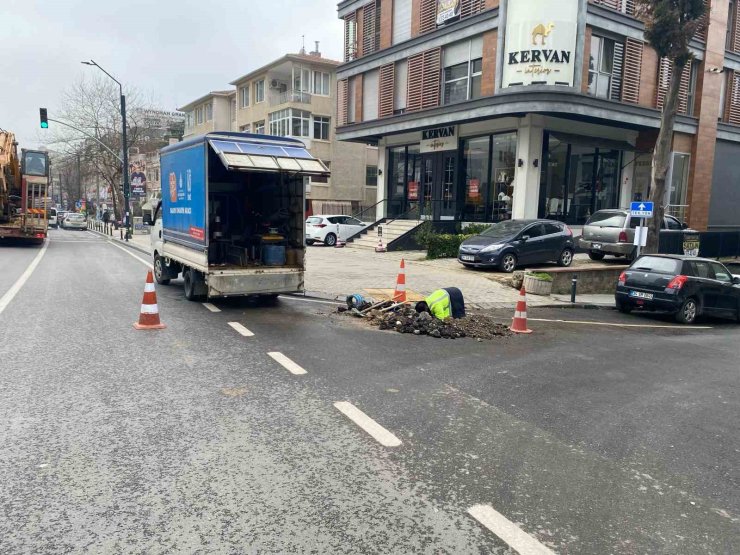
(502, 0), (578, 88)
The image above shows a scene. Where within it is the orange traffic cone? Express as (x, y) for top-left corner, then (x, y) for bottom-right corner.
(393, 258), (406, 302)
(510, 286), (532, 334)
(133, 270), (167, 330)
(375, 236), (386, 253)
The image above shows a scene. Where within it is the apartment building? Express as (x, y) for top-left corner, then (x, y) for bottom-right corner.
(180, 91), (237, 137)
(335, 0), (740, 231)
(227, 50), (378, 214)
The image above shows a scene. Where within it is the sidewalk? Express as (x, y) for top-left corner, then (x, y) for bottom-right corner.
(92, 227), (615, 309)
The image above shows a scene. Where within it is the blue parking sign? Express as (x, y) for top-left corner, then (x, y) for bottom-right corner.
(630, 201), (654, 218)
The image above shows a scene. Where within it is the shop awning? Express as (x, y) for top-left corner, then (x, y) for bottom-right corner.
(549, 132), (635, 152)
(208, 139), (330, 176)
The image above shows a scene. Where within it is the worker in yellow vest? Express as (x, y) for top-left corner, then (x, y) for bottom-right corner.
(415, 287), (465, 320)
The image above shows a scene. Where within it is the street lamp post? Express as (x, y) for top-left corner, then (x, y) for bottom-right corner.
(81, 60), (130, 241)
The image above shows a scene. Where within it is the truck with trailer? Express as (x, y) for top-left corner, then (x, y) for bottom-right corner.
(0, 130), (50, 244)
(147, 132), (329, 301)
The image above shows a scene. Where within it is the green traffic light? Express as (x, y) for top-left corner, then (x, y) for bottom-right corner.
(40, 122), (48, 129)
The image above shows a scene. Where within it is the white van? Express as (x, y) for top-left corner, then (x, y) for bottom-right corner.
(47, 207), (58, 228)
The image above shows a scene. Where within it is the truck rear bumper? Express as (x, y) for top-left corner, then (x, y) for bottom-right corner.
(207, 269), (304, 297)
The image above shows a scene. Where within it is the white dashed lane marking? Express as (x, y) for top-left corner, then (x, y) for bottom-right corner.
(334, 401), (402, 447)
(268, 352), (307, 375)
(202, 303), (221, 313)
(0, 241), (48, 316)
(468, 504), (555, 555)
(228, 322), (254, 337)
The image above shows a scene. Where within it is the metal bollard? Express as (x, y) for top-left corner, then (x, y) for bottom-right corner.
(571, 273), (578, 303)
(120, 228), (123, 240)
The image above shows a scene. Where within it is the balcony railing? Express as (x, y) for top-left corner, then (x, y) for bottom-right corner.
(269, 89), (312, 106)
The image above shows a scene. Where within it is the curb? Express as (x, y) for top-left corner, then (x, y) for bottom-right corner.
(88, 227), (151, 257)
(536, 302), (615, 310)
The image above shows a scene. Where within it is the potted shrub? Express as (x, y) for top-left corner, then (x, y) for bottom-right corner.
(523, 272), (553, 296)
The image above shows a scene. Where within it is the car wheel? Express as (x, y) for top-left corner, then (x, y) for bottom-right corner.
(558, 248), (574, 267)
(616, 301), (631, 314)
(154, 254), (171, 285)
(499, 252), (517, 273)
(676, 298), (698, 325)
(324, 233), (337, 247)
(306, 240), (315, 246)
(588, 251), (605, 261)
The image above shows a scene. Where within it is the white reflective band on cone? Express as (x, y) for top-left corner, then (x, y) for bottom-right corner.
(514, 311), (527, 319)
(144, 283), (156, 293)
(141, 304), (159, 314)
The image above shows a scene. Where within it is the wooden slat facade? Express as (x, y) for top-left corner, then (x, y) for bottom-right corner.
(728, 71), (740, 125)
(460, 0), (485, 19)
(419, 0), (437, 34)
(337, 79), (348, 126)
(363, 1), (379, 56)
(406, 48), (441, 112)
(343, 13), (357, 62)
(656, 57), (692, 114)
(379, 63), (395, 118)
(621, 38), (643, 104)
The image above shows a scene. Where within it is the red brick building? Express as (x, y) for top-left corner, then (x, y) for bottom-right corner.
(335, 0), (740, 231)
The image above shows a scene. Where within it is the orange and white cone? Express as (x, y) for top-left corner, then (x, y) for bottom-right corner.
(510, 286), (532, 334)
(133, 270), (166, 330)
(375, 236), (386, 253)
(393, 258), (406, 302)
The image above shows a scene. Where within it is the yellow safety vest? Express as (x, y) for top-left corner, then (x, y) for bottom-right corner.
(426, 289), (451, 320)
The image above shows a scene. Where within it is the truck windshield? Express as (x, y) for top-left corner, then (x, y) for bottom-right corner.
(23, 152), (47, 177)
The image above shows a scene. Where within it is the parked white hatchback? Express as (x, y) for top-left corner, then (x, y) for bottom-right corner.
(305, 215), (368, 246)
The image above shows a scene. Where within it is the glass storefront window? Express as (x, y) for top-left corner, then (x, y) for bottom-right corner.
(492, 133), (517, 221)
(387, 145), (421, 217)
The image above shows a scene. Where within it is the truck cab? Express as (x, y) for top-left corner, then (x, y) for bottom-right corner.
(147, 132), (328, 301)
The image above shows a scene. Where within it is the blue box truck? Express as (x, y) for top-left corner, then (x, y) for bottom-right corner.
(146, 132), (329, 301)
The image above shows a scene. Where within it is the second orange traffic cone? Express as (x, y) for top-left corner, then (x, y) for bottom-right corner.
(510, 286), (532, 334)
(133, 270), (166, 330)
(393, 258), (406, 302)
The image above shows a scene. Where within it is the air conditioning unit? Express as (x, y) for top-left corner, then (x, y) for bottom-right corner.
(270, 79), (282, 89)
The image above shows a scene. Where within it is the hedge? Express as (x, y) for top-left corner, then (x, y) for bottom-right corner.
(426, 233), (474, 259)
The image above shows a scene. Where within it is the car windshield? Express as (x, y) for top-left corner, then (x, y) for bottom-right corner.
(306, 217), (322, 224)
(631, 256), (682, 274)
(586, 212), (626, 227)
(480, 220), (527, 238)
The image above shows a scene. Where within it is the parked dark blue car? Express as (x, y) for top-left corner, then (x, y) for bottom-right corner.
(458, 219), (575, 273)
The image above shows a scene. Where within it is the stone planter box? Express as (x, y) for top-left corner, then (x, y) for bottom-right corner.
(523, 274), (553, 296)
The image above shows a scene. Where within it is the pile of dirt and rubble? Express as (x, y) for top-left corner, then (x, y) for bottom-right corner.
(339, 303), (511, 340)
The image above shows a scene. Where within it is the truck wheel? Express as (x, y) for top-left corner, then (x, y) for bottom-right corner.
(183, 270), (203, 301)
(324, 233), (337, 247)
(153, 255), (171, 285)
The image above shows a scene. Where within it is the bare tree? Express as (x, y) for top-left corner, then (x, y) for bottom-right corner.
(637, 0), (706, 252)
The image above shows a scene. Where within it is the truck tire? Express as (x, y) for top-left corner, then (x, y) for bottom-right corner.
(153, 254), (171, 285)
(183, 269), (205, 302)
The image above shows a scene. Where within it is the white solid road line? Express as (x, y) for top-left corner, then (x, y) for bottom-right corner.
(228, 322), (254, 337)
(528, 317), (712, 330)
(468, 504), (555, 555)
(0, 241), (49, 316)
(106, 240), (153, 269)
(279, 295), (343, 306)
(334, 401), (402, 447)
(202, 303), (221, 313)
(268, 352), (307, 375)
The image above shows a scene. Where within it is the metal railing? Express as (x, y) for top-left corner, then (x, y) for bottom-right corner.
(269, 90), (312, 106)
(665, 204), (689, 223)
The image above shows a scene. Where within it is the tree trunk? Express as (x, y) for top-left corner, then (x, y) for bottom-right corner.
(646, 60), (684, 254)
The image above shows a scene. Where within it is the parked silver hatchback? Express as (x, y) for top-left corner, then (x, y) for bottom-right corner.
(579, 209), (686, 261)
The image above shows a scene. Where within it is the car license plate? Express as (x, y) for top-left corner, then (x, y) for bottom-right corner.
(629, 291), (653, 300)
(592, 243), (602, 250)
(461, 255), (475, 262)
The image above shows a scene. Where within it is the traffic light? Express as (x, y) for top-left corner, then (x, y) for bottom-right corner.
(40, 108), (48, 129)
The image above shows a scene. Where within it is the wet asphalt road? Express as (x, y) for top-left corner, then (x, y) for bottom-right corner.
(0, 227), (739, 554)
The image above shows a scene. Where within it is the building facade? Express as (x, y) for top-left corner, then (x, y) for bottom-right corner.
(335, 0), (740, 230)
(180, 91), (237, 137)
(229, 51), (378, 214)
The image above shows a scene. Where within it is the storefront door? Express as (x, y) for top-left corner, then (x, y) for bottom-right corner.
(420, 152), (457, 220)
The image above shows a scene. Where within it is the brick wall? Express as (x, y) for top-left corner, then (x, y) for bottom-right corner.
(380, 0), (393, 49)
(638, 46), (659, 108)
(481, 29), (497, 96)
(354, 74), (364, 123)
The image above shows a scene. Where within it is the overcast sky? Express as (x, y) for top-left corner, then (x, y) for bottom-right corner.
(1, 0), (344, 149)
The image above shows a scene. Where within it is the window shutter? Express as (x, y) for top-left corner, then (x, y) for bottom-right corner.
(621, 38), (642, 104)
(379, 63), (395, 118)
(460, 0), (484, 19)
(338, 79), (348, 126)
(392, 0), (412, 44)
(609, 41), (625, 102)
(693, 0), (709, 42)
(727, 71), (740, 124)
(655, 57), (672, 110)
(344, 13), (357, 61)
(733, 1), (740, 54)
(421, 48), (442, 109)
(419, 0), (436, 34)
(407, 53), (425, 112)
(363, 2), (377, 56)
(677, 60), (692, 115)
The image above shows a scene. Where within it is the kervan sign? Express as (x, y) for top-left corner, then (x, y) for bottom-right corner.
(420, 126), (457, 153)
(502, 0), (579, 88)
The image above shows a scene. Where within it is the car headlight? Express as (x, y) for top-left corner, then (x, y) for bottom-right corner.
(480, 243), (504, 253)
